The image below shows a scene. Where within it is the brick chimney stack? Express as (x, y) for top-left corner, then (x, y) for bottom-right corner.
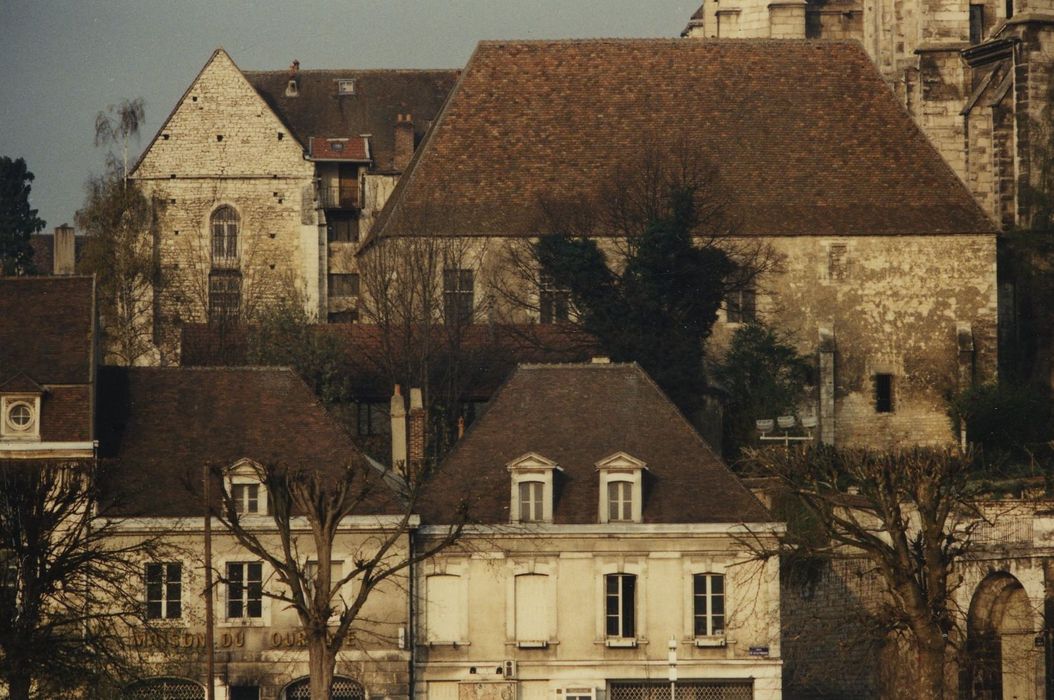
(394, 114), (415, 172)
(390, 385), (407, 473)
(408, 387), (425, 467)
(53, 224), (75, 275)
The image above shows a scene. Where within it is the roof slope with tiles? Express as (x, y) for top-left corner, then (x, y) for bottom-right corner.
(245, 69), (459, 172)
(0, 276), (94, 386)
(420, 362), (772, 525)
(96, 366), (398, 517)
(373, 39), (995, 239)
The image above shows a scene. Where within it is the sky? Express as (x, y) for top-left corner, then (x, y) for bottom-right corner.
(0, 0), (701, 231)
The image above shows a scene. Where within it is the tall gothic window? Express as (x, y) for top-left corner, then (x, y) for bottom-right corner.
(210, 205), (239, 265)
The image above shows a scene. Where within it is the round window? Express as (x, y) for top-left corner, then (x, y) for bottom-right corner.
(7, 402), (33, 430)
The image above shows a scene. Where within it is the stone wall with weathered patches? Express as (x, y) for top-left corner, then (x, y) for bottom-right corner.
(709, 234), (999, 448)
(132, 50), (321, 339)
(397, 231), (998, 449)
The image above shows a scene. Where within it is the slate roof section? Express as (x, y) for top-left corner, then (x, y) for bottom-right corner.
(96, 366), (398, 517)
(244, 69), (459, 173)
(420, 362), (772, 525)
(0, 276), (95, 386)
(373, 39), (996, 240)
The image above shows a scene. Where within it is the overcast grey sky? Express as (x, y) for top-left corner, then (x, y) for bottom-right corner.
(0, 1), (700, 230)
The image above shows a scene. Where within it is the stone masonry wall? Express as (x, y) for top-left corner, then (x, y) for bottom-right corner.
(708, 234), (998, 448)
(133, 50), (320, 340)
(455, 232), (998, 450)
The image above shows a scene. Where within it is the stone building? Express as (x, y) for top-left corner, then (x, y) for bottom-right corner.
(95, 366), (411, 700)
(366, 38), (999, 449)
(681, 1), (1054, 230)
(129, 48), (457, 355)
(413, 362), (784, 700)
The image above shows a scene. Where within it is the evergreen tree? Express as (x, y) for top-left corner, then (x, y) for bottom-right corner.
(0, 156), (45, 275)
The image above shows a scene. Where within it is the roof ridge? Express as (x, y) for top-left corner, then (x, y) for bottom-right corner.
(518, 361), (635, 369)
(475, 37), (863, 46)
(244, 68), (460, 75)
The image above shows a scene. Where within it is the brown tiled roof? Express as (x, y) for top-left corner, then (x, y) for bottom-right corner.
(96, 366), (398, 517)
(244, 69), (459, 173)
(309, 136), (371, 161)
(0, 276), (94, 386)
(180, 322), (596, 399)
(420, 362), (772, 524)
(373, 39), (996, 240)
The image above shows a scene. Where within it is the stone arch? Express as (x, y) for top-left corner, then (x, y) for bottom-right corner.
(283, 676), (365, 700)
(125, 677), (205, 700)
(963, 571), (1039, 700)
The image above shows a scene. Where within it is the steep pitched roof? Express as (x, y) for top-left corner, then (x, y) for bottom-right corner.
(421, 362), (771, 525)
(96, 367), (397, 517)
(244, 69), (459, 172)
(373, 39), (996, 240)
(0, 276), (94, 386)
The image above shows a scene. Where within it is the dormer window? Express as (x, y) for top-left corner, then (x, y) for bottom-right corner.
(225, 460), (267, 517)
(337, 79), (356, 95)
(507, 452), (560, 523)
(1, 395), (41, 441)
(595, 452), (647, 524)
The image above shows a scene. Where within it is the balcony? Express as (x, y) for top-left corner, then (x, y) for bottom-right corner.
(318, 185), (359, 211)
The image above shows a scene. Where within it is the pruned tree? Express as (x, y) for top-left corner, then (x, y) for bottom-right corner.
(0, 156), (46, 276)
(0, 461), (161, 700)
(211, 455), (466, 700)
(745, 446), (987, 700)
(358, 209), (500, 455)
(522, 145), (780, 414)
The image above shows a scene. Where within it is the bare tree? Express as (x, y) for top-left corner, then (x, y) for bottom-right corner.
(358, 208), (500, 455)
(745, 445), (994, 700)
(0, 461), (162, 700)
(211, 455), (466, 700)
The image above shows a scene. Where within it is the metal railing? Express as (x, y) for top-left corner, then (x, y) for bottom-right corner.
(317, 185), (359, 210)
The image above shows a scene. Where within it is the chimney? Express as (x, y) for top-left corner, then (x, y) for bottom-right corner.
(53, 224), (75, 275)
(390, 385), (407, 472)
(394, 113), (415, 172)
(286, 59), (300, 97)
(408, 387), (425, 467)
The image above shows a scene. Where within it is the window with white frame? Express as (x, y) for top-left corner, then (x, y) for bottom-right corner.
(226, 562), (263, 619)
(232, 483), (261, 515)
(507, 452), (559, 524)
(607, 481), (633, 522)
(425, 573), (465, 643)
(1, 395), (41, 440)
(605, 573), (636, 639)
(518, 481), (545, 522)
(595, 452), (646, 524)
(693, 573), (725, 637)
(145, 562), (182, 620)
(514, 573), (550, 646)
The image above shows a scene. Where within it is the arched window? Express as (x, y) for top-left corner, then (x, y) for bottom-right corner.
(210, 205), (239, 265)
(285, 676), (364, 700)
(125, 677), (205, 700)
